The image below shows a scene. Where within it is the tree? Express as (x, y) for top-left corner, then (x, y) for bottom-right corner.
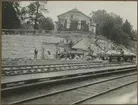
(13, 2), (28, 24)
(13, 1), (49, 30)
(90, 10), (107, 24)
(39, 17), (54, 30)
(2, 1), (21, 29)
(90, 10), (108, 34)
(12, 1), (30, 28)
(12, 1), (20, 16)
(131, 30), (137, 41)
(90, 9), (133, 47)
(122, 20), (133, 39)
(27, 1), (48, 29)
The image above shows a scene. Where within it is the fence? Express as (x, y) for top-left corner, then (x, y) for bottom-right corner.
(2, 29), (94, 36)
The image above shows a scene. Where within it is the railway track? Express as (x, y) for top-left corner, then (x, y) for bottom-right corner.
(72, 77), (136, 104)
(2, 66), (137, 104)
(2, 62), (133, 76)
(2, 73), (136, 104)
(2, 64), (136, 90)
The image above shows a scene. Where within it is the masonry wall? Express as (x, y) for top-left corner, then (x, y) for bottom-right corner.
(2, 35), (63, 59)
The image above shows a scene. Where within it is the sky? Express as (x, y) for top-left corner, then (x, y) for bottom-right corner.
(21, 1), (137, 30)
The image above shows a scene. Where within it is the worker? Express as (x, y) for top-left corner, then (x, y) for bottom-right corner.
(34, 49), (38, 59)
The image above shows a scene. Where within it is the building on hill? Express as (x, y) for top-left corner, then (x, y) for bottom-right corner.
(56, 8), (96, 33)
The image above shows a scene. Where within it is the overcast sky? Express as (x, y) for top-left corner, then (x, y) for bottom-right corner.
(21, 1), (137, 30)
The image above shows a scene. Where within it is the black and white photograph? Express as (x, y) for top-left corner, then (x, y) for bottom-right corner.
(1, 1), (137, 104)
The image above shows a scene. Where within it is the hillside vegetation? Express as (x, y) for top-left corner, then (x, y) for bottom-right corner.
(2, 1), (137, 49)
(90, 10), (137, 48)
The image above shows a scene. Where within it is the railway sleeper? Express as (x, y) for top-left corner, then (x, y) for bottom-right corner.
(2, 64), (136, 76)
(2, 62), (99, 71)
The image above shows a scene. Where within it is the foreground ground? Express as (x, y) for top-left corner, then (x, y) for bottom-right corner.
(83, 83), (137, 104)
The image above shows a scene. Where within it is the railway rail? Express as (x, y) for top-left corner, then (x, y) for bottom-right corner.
(2, 68), (136, 104)
(72, 76), (136, 105)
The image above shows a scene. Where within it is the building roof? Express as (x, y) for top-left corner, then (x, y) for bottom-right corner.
(57, 8), (91, 20)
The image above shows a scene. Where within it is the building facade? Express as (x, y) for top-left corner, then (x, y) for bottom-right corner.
(57, 8), (96, 33)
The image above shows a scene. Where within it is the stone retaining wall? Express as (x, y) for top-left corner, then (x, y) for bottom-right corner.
(2, 35), (63, 59)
